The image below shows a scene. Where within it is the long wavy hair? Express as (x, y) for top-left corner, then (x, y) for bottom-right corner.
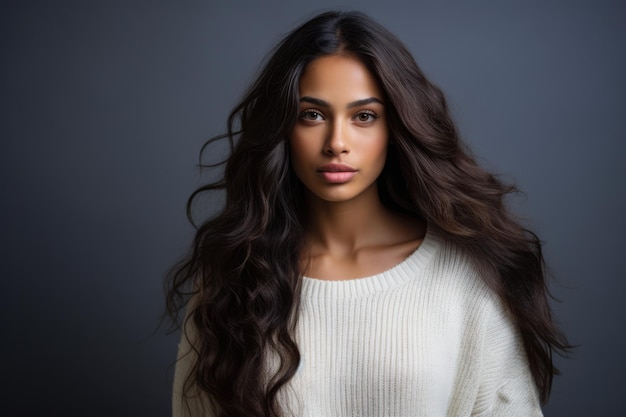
(166, 10), (569, 417)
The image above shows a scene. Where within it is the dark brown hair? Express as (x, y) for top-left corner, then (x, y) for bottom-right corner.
(166, 10), (569, 416)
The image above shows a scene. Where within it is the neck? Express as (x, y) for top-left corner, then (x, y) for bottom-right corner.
(302, 185), (393, 255)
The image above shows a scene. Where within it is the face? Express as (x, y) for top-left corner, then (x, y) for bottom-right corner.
(289, 54), (388, 204)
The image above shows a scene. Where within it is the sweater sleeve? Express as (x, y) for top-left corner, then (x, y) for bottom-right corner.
(471, 299), (543, 417)
(172, 308), (214, 417)
(172, 327), (192, 417)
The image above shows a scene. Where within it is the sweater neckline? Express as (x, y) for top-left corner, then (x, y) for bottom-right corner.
(301, 225), (440, 299)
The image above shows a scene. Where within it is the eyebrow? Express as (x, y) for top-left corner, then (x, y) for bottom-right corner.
(299, 96), (384, 108)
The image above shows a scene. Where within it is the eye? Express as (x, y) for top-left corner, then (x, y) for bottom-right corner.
(298, 109), (325, 122)
(354, 111), (378, 123)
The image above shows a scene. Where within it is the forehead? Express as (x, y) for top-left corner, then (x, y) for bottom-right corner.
(298, 54), (383, 101)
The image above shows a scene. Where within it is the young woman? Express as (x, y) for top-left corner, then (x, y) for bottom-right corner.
(166, 10), (569, 417)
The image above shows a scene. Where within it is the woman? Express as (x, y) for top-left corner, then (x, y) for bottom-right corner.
(166, 10), (569, 417)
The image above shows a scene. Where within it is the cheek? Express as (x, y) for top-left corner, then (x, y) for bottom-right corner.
(289, 129), (319, 161)
(368, 134), (389, 165)
(374, 148), (389, 174)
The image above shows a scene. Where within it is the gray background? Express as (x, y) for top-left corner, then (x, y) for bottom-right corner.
(2, 0), (624, 416)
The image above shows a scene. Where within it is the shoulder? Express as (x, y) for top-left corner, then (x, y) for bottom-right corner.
(397, 225), (520, 351)
(420, 228), (528, 361)
(411, 226), (497, 309)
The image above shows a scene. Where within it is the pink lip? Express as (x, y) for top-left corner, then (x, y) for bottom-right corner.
(317, 163), (356, 172)
(319, 171), (357, 183)
(317, 164), (357, 183)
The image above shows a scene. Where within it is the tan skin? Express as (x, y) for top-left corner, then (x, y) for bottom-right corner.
(289, 54), (426, 281)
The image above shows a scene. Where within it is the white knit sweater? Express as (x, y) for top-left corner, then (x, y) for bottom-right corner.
(173, 228), (543, 416)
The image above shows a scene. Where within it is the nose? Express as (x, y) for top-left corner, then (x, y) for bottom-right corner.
(324, 119), (349, 155)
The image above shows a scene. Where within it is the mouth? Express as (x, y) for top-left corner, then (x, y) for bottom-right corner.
(317, 164), (357, 183)
(317, 163), (357, 173)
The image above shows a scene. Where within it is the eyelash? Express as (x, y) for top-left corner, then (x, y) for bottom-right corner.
(297, 109), (379, 123)
(298, 109), (324, 121)
(354, 110), (378, 123)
